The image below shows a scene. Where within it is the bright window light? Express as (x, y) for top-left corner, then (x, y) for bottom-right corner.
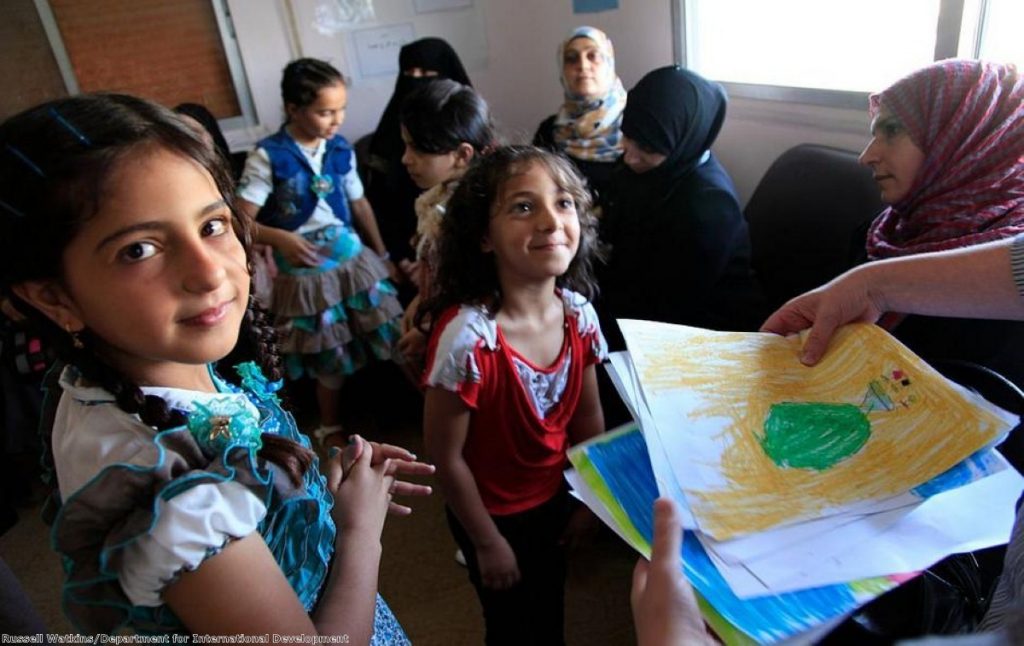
(686, 0), (941, 93)
(977, 0), (1024, 67)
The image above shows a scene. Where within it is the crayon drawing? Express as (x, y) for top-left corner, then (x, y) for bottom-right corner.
(619, 320), (1014, 540)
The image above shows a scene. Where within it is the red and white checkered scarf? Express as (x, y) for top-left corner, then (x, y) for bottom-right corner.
(866, 60), (1024, 259)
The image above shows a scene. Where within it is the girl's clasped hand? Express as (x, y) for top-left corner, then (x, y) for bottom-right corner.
(327, 435), (434, 524)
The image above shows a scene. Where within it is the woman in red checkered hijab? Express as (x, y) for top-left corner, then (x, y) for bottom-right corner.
(858, 59), (1024, 386)
(863, 59), (1024, 259)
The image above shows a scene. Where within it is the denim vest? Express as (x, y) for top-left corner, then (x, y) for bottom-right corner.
(255, 128), (353, 231)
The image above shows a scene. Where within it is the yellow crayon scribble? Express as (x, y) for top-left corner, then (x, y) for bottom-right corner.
(630, 323), (1008, 539)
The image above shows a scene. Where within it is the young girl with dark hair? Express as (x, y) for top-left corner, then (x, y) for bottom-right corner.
(395, 79), (496, 368)
(366, 38), (473, 276)
(0, 93), (431, 641)
(237, 58), (402, 447)
(421, 146), (606, 645)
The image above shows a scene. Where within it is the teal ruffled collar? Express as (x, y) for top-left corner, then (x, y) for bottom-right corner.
(140, 362), (285, 455)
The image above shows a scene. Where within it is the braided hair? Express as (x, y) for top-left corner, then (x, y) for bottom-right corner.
(0, 94), (312, 485)
(281, 58), (345, 109)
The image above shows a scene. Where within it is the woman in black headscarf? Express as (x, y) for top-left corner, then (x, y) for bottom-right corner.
(599, 66), (763, 348)
(365, 38), (471, 282)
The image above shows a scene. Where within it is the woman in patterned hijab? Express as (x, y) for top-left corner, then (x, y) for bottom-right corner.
(858, 59), (1024, 386)
(863, 59), (1024, 259)
(534, 26), (626, 199)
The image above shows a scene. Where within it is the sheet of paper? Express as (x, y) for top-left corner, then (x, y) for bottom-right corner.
(350, 23), (416, 77)
(705, 448), (1008, 565)
(606, 354), (696, 527)
(567, 466), (760, 646)
(704, 501), (917, 566)
(618, 319), (1017, 540)
(565, 469), (645, 553)
(741, 467), (1023, 594)
(606, 352), (643, 421)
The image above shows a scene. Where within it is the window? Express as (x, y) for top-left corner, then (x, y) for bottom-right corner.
(674, 0), (1023, 108)
(0, 0), (67, 119)
(962, 0), (1024, 67)
(13, 0), (255, 133)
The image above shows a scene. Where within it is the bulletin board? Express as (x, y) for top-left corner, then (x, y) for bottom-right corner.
(285, 0), (489, 82)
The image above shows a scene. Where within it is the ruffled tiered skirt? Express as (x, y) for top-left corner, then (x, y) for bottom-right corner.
(271, 224), (402, 381)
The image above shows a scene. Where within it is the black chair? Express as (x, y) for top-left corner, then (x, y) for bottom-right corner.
(744, 143), (884, 311)
(824, 360), (1024, 643)
(934, 359), (1024, 473)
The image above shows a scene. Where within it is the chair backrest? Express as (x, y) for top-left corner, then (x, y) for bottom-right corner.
(933, 359), (1024, 474)
(744, 143), (884, 311)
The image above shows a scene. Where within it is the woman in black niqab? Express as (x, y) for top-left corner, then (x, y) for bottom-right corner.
(599, 66), (763, 346)
(365, 38), (472, 283)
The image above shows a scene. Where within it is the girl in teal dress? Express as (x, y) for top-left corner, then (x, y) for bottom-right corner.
(0, 94), (432, 642)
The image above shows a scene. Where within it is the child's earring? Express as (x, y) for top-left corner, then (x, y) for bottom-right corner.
(64, 323), (84, 350)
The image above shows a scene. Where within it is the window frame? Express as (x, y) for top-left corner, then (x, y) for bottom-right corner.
(32, 0), (257, 142)
(671, 0), (990, 110)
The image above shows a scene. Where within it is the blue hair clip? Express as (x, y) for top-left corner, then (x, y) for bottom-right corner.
(4, 144), (45, 178)
(49, 107), (92, 146)
(0, 197), (26, 218)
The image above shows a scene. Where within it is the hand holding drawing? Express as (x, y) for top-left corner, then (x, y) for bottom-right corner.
(760, 270), (885, 366)
(761, 238), (1024, 365)
(631, 498), (714, 646)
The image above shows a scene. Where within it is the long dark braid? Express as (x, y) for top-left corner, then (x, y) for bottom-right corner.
(227, 294), (314, 486)
(0, 94), (312, 486)
(64, 330), (188, 430)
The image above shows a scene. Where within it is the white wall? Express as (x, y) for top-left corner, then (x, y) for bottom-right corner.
(226, 0), (874, 207)
(226, 0), (674, 142)
(469, 0), (675, 142)
(226, 0), (295, 141)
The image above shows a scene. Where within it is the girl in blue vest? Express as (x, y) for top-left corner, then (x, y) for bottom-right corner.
(238, 58), (402, 447)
